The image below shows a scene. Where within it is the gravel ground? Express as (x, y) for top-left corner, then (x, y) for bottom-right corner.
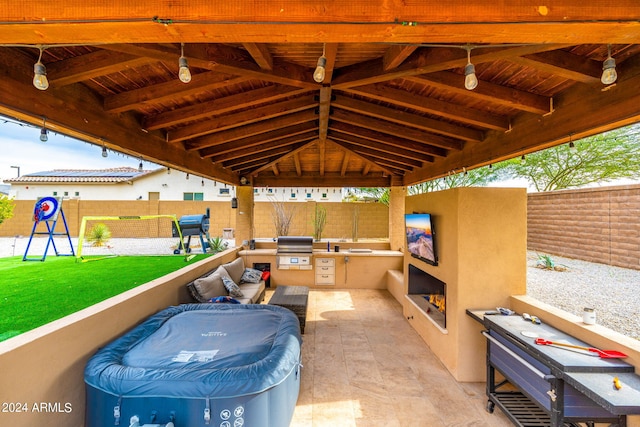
(1, 238), (638, 340)
(527, 251), (640, 341)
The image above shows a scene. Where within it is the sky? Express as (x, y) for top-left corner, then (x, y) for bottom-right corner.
(0, 116), (159, 184)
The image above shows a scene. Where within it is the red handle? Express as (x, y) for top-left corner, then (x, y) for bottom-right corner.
(535, 338), (552, 345)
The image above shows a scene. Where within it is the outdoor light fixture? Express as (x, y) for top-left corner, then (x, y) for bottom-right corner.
(102, 145), (108, 158)
(33, 46), (49, 90)
(138, 161), (143, 172)
(313, 44), (327, 83)
(178, 43), (192, 83)
(39, 117), (48, 142)
(186, 173), (190, 180)
(520, 155), (526, 164)
(601, 44), (617, 85)
(464, 46), (478, 91)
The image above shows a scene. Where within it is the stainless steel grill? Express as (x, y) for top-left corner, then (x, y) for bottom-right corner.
(276, 236), (313, 270)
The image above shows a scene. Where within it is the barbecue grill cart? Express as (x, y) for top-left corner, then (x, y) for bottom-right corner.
(172, 209), (210, 254)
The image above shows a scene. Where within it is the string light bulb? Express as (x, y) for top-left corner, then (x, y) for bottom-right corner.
(138, 161), (143, 172)
(520, 155), (526, 165)
(102, 145), (108, 158)
(464, 46), (478, 91)
(39, 117), (48, 142)
(601, 44), (617, 85)
(178, 43), (192, 83)
(33, 46), (49, 91)
(313, 44), (327, 83)
(568, 133), (576, 152)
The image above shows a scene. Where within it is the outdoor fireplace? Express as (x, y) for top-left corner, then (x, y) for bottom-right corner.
(408, 264), (446, 328)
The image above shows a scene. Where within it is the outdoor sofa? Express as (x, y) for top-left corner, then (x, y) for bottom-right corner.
(186, 257), (266, 304)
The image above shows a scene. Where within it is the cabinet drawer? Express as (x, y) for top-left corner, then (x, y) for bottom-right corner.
(315, 258), (335, 267)
(317, 265), (335, 274)
(316, 273), (335, 284)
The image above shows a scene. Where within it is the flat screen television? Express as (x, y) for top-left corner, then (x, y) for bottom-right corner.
(405, 213), (438, 266)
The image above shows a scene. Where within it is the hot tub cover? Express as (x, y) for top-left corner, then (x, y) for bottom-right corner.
(84, 303), (302, 398)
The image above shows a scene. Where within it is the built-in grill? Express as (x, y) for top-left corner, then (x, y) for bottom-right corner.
(276, 236), (313, 270)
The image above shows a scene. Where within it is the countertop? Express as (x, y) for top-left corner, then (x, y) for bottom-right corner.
(239, 249), (403, 257)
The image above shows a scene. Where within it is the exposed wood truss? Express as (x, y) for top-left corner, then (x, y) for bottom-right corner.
(1, 1), (640, 187)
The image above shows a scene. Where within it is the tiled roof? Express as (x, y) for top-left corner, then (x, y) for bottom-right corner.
(4, 167), (154, 184)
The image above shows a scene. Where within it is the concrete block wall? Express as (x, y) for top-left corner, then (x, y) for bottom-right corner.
(0, 199), (389, 241)
(528, 184), (640, 270)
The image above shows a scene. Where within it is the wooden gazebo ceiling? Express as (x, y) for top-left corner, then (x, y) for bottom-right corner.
(1, 2), (640, 187)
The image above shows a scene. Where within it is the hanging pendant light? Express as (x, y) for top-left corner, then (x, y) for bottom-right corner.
(464, 46), (478, 91)
(33, 46), (49, 91)
(601, 44), (617, 85)
(178, 43), (192, 83)
(313, 43), (327, 83)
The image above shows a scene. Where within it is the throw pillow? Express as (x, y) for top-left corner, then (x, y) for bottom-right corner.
(223, 257), (245, 284)
(192, 267), (229, 300)
(241, 267), (263, 284)
(221, 276), (244, 298)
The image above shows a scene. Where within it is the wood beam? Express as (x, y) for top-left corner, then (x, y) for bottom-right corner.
(294, 153), (302, 176)
(332, 96), (483, 142)
(407, 71), (552, 115)
(330, 130), (435, 163)
(3, 2), (640, 45)
(187, 110), (317, 151)
(0, 58), (237, 184)
(340, 152), (350, 176)
(508, 50), (602, 84)
(252, 140), (318, 176)
(317, 86), (332, 141)
(331, 109), (464, 151)
(243, 43), (273, 71)
(104, 72), (251, 113)
(253, 173), (391, 189)
(335, 140), (422, 169)
(403, 65), (640, 185)
(332, 44), (572, 89)
(169, 96), (317, 142)
(143, 86), (311, 130)
(347, 83), (510, 130)
(209, 131), (317, 163)
(383, 45), (418, 71)
(198, 123), (317, 158)
(329, 122), (447, 157)
(48, 50), (155, 86)
(326, 140), (400, 177)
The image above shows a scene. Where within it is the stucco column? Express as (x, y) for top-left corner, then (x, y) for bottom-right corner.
(235, 186), (254, 247)
(388, 186), (406, 251)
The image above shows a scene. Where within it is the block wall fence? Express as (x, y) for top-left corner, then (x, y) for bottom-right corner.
(528, 184), (640, 270)
(4, 184), (639, 270)
(0, 199), (389, 241)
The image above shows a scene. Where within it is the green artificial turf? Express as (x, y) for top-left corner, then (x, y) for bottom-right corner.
(0, 255), (210, 342)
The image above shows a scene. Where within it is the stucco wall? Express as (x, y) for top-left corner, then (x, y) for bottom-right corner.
(403, 187), (528, 382)
(528, 184), (640, 270)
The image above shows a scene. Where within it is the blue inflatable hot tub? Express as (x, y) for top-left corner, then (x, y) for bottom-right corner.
(85, 303), (302, 427)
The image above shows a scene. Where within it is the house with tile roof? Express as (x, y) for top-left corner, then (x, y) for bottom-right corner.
(4, 167), (343, 202)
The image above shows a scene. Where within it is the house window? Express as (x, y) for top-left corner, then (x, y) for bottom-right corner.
(53, 191), (58, 196)
(290, 192), (296, 199)
(254, 188), (259, 194)
(267, 188), (273, 194)
(306, 193), (312, 199)
(321, 193), (328, 199)
(183, 192), (204, 201)
(75, 191), (80, 197)
(64, 191), (69, 197)
(219, 188), (230, 196)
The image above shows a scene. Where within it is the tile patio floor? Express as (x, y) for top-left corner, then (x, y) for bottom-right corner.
(266, 288), (513, 427)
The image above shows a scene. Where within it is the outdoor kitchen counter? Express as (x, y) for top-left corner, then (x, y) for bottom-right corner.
(238, 249), (403, 257)
(238, 249), (403, 289)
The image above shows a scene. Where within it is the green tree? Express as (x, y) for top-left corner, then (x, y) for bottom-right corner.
(349, 163), (507, 206)
(501, 124), (640, 192)
(0, 195), (15, 226)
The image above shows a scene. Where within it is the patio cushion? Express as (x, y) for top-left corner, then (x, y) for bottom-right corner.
(192, 267), (231, 301)
(223, 257), (245, 284)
